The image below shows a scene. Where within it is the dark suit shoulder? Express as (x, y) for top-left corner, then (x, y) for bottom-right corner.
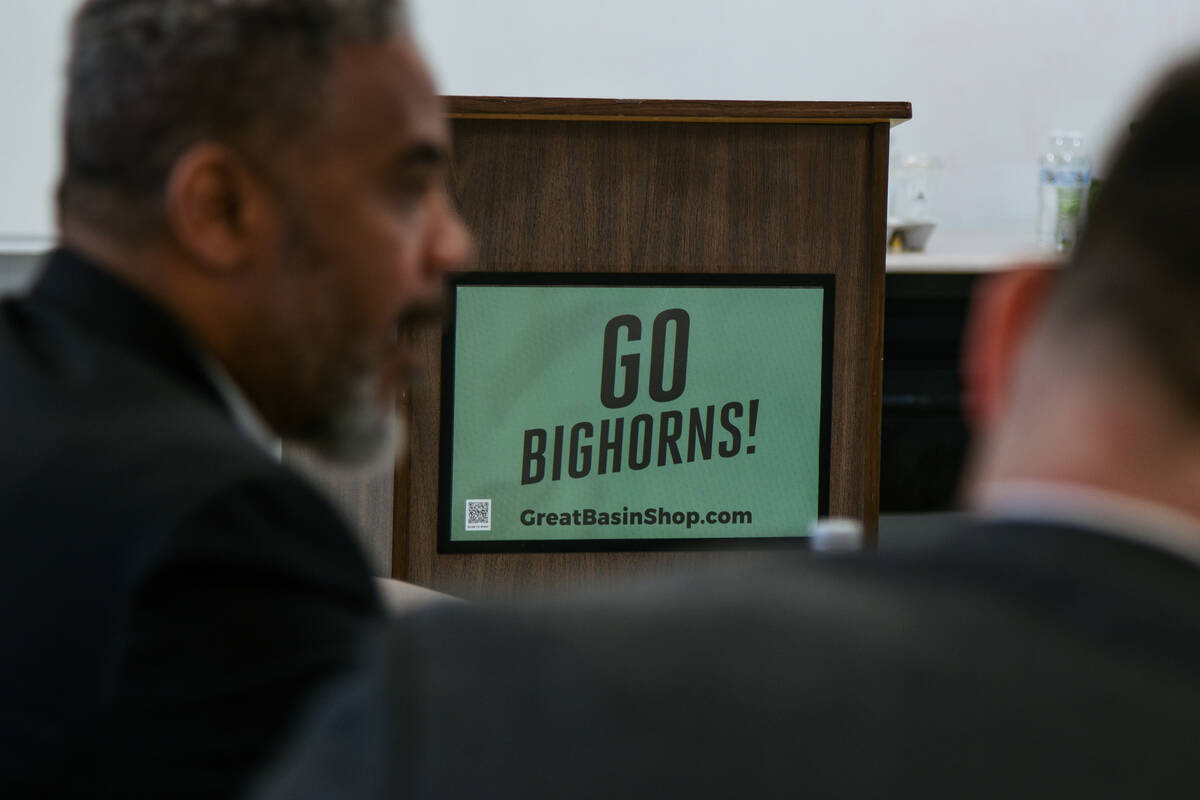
(363, 528), (1200, 799)
(90, 473), (381, 796)
(1, 289), (301, 534)
(0, 285), (380, 794)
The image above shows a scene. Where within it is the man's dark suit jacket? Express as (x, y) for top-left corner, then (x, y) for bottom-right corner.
(262, 519), (1200, 799)
(0, 248), (382, 796)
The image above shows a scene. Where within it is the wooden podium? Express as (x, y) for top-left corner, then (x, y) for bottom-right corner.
(394, 97), (910, 597)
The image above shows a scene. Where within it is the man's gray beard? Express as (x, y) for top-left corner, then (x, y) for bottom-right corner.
(300, 373), (405, 477)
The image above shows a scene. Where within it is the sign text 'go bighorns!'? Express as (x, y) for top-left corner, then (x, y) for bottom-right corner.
(522, 309), (760, 485)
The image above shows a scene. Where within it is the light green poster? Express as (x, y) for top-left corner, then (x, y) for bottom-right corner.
(445, 279), (830, 547)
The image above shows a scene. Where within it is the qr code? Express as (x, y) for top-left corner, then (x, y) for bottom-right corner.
(465, 499), (491, 531)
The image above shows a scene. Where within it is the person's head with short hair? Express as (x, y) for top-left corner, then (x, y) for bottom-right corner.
(962, 54), (1200, 516)
(59, 0), (472, 467)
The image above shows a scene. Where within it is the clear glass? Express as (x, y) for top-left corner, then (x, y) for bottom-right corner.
(889, 154), (943, 223)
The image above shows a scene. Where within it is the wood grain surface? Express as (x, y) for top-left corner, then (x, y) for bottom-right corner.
(447, 96), (912, 126)
(396, 100), (896, 598)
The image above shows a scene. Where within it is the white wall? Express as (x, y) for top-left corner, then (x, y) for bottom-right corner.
(0, 0), (74, 248)
(409, 0), (1200, 238)
(4, 0), (1200, 246)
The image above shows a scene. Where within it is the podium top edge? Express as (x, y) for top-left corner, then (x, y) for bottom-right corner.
(444, 97), (911, 126)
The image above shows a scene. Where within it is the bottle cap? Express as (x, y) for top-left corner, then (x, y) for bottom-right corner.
(808, 517), (864, 553)
(1048, 129), (1084, 146)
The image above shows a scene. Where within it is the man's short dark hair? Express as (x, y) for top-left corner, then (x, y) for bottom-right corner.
(58, 0), (407, 238)
(1043, 55), (1200, 414)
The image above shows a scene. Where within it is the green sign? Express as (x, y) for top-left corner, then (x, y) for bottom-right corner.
(440, 274), (832, 551)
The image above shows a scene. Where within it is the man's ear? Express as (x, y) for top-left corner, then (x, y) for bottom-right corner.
(962, 265), (1059, 433)
(164, 143), (270, 275)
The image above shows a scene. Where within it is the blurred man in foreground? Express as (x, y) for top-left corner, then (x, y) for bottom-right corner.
(0, 0), (468, 794)
(262, 57), (1200, 798)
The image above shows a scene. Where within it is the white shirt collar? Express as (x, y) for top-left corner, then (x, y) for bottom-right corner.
(198, 353), (283, 461)
(976, 479), (1200, 567)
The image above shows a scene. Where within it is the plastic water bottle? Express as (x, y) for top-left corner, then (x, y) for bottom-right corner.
(1037, 130), (1092, 252)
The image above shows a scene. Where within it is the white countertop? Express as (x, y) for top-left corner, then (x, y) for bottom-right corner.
(885, 229), (1065, 273)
